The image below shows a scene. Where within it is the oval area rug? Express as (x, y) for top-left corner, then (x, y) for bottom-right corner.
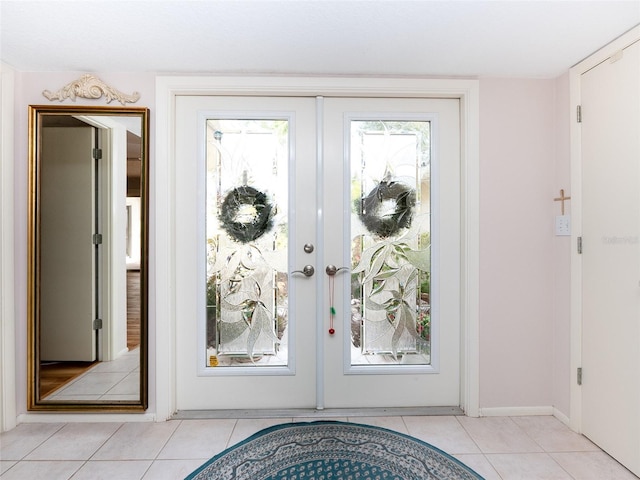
(185, 420), (485, 480)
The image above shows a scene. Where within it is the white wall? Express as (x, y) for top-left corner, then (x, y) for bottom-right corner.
(8, 71), (572, 421)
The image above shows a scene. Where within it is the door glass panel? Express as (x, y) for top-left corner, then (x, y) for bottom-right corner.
(350, 120), (431, 367)
(205, 119), (289, 368)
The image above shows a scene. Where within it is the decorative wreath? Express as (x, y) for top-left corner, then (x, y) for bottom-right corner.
(219, 186), (274, 243)
(357, 180), (416, 238)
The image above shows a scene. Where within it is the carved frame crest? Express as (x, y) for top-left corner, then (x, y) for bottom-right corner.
(42, 74), (140, 105)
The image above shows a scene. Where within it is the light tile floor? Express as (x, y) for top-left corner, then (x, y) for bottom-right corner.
(1, 415), (638, 479)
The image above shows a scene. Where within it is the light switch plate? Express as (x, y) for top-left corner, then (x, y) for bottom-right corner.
(555, 215), (571, 236)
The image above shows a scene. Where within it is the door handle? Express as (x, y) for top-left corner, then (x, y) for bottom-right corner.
(291, 265), (315, 277)
(325, 265), (349, 336)
(325, 265), (349, 276)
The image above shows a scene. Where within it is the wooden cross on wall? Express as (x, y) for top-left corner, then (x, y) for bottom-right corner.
(554, 189), (571, 215)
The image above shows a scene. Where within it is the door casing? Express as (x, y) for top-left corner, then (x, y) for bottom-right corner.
(172, 95), (461, 410)
(154, 76), (480, 420)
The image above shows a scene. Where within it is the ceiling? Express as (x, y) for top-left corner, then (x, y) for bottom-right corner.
(1, 0), (639, 78)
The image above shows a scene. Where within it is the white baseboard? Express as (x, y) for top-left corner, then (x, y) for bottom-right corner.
(479, 406), (573, 431)
(479, 406), (554, 417)
(17, 413), (157, 424)
(553, 407), (570, 426)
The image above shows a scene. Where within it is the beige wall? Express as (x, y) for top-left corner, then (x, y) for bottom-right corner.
(478, 77), (571, 416)
(10, 72), (572, 418)
(552, 72), (572, 418)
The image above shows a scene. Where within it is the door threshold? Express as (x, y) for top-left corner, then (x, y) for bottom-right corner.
(172, 406), (464, 420)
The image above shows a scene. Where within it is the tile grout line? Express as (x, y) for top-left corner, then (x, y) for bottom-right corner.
(224, 419), (240, 449)
(453, 415), (486, 454)
(86, 422), (127, 462)
(509, 416), (578, 480)
(453, 416), (506, 480)
(21, 422), (67, 461)
(152, 419), (183, 461)
(69, 420), (176, 480)
(66, 422), (129, 480)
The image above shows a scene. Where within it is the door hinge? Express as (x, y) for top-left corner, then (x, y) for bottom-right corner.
(93, 148), (102, 160)
(93, 318), (103, 330)
(577, 367), (583, 385)
(577, 236), (583, 254)
(576, 105), (582, 123)
(93, 233), (103, 245)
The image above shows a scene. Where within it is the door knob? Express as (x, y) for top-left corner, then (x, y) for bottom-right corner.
(291, 265), (315, 277)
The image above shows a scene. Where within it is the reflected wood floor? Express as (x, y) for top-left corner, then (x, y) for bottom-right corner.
(39, 270), (141, 397)
(127, 270), (141, 350)
(39, 361), (97, 398)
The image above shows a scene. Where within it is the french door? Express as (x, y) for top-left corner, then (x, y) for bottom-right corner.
(174, 95), (461, 410)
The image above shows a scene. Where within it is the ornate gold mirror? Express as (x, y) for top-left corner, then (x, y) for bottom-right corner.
(28, 105), (148, 411)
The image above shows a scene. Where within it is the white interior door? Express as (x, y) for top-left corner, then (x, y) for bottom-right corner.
(174, 94), (461, 411)
(581, 40), (640, 476)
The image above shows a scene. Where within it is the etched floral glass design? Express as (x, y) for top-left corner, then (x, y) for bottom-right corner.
(350, 120), (431, 366)
(205, 119), (289, 368)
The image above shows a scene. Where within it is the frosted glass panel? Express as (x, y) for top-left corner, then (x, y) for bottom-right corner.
(350, 120), (431, 367)
(205, 119), (289, 368)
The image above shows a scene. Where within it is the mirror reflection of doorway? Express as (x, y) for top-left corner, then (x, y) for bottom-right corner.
(38, 116), (142, 400)
(125, 130), (142, 354)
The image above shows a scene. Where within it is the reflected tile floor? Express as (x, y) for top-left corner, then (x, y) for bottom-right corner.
(1, 415), (639, 479)
(44, 348), (140, 402)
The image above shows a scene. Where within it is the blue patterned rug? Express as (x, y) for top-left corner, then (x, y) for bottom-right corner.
(185, 420), (484, 480)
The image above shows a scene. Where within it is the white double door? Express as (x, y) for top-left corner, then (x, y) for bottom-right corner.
(174, 95), (461, 410)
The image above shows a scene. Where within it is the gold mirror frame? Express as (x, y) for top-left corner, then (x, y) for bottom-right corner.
(27, 105), (149, 411)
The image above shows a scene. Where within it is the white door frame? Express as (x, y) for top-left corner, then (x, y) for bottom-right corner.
(0, 64), (16, 432)
(75, 116), (130, 363)
(154, 76), (480, 421)
(569, 25), (640, 433)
